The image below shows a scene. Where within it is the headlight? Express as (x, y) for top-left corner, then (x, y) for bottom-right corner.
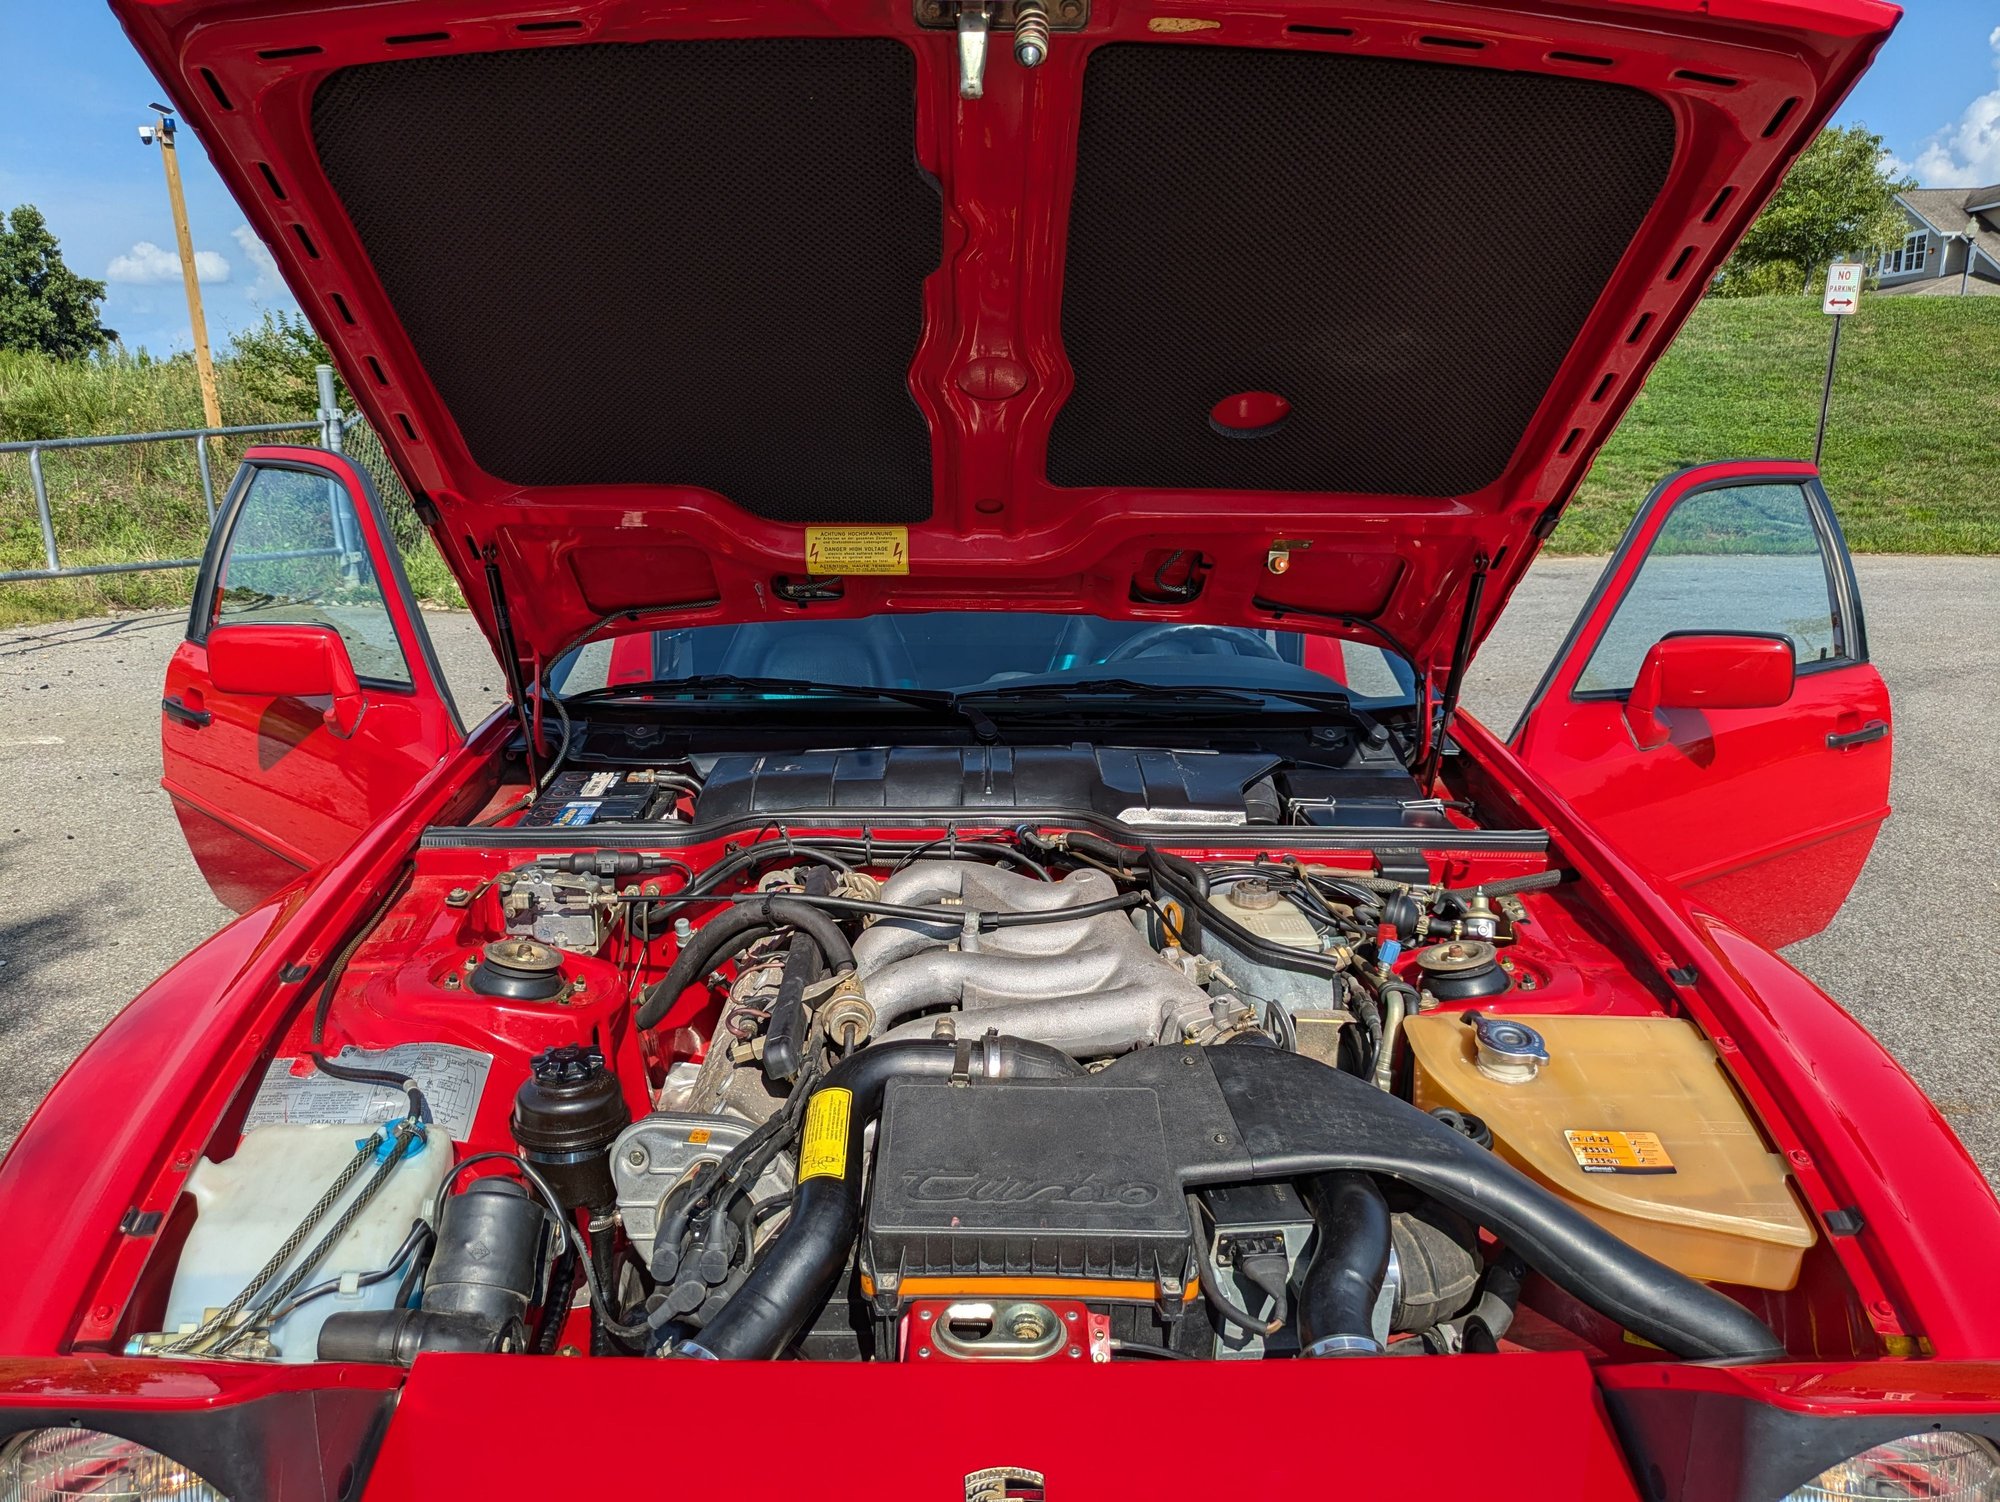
(1783, 1432), (2000, 1501)
(0, 1427), (228, 1501)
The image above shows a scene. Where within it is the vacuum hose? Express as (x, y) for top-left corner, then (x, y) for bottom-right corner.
(677, 1036), (1084, 1360)
(637, 896), (855, 1030)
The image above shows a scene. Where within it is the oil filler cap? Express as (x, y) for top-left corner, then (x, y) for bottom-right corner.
(1463, 1012), (1549, 1085)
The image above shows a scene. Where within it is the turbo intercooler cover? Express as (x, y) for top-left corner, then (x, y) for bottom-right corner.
(865, 1080), (1192, 1289)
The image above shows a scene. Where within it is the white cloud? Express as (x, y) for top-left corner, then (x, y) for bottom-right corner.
(1904, 26), (2000, 185)
(231, 224), (282, 299)
(106, 240), (231, 285)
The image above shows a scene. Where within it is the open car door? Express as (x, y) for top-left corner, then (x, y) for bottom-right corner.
(161, 447), (462, 912)
(1512, 460), (1890, 949)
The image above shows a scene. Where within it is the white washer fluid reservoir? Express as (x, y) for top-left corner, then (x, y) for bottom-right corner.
(160, 1122), (453, 1362)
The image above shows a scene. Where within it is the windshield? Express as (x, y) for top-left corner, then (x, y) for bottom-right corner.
(551, 614), (1414, 709)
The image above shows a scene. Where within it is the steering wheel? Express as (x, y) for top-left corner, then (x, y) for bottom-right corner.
(1100, 623), (1283, 663)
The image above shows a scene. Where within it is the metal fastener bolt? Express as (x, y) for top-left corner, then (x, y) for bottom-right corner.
(1181, 1053), (1198, 1067)
(918, 1346), (932, 1358)
(1068, 1345), (1083, 1359)
(1064, 1310), (1078, 1322)
(625, 1147), (647, 1169)
(1212, 1131), (1229, 1144)
(919, 1308), (934, 1321)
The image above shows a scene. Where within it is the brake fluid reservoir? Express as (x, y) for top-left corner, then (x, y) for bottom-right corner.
(161, 1123), (453, 1361)
(1403, 1014), (1815, 1290)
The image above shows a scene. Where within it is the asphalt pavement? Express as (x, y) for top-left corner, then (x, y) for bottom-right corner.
(0, 558), (1994, 1190)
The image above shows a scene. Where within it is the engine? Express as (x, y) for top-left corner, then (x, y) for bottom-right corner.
(133, 829), (1813, 1370)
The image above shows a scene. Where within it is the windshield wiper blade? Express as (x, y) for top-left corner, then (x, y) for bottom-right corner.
(564, 674), (1001, 740)
(567, 673), (949, 707)
(956, 677), (1259, 704)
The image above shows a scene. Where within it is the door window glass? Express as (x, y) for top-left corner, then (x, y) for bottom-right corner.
(212, 467), (411, 686)
(1577, 482), (1841, 696)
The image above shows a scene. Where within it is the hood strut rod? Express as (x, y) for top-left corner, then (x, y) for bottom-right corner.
(482, 544), (540, 786)
(1421, 551), (1488, 789)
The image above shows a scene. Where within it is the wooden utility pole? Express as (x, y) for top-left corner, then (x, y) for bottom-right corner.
(143, 106), (223, 431)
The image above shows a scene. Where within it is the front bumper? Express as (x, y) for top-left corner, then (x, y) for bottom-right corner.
(2, 1354), (1997, 1501)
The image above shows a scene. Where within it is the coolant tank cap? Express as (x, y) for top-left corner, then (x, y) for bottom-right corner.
(1464, 1012), (1549, 1085)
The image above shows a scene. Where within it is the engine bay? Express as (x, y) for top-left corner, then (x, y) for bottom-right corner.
(119, 784), (1852, 1369)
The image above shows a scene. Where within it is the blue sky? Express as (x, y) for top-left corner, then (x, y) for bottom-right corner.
(2, 1), (1998, 356)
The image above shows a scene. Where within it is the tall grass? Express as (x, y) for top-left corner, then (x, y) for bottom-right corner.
(0, 324), (460, 624)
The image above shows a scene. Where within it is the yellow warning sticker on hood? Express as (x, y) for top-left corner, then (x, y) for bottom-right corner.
(805, 526), (908, 575)
(1564, 1129), (1675, 1175)
(799, 1087), (853, 1180)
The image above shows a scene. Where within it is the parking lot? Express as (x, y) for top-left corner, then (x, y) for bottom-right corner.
(1, 556), (1995, 1186)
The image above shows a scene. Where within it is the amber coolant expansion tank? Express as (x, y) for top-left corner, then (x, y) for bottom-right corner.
(1403, 1014), (1815, 1290)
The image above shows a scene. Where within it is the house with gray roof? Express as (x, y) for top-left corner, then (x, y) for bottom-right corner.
(1875, 185), (2000, 296)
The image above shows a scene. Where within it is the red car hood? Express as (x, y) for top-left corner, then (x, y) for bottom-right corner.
(116, 0), (1895, 679)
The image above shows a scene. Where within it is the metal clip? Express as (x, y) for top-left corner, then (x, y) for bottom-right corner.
(958, 3), (992, 98)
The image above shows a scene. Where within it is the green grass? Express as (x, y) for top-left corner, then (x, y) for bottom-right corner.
(0, 346), (460, 626)
(1556, 294), (2000, 554)
(4, 293), (1996, 626)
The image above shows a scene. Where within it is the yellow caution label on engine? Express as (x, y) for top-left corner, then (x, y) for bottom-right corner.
(1565, 1129), (1675, 1175)
(805, 526), (909, 576)
(799, 1088), (853, 1181)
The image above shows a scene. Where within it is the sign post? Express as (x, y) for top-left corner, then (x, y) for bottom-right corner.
(1815, 262), (1863, 467)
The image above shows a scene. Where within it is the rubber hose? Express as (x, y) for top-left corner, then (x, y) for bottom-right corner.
(636, 897), (855, 1029)
(1298, 1172), (1392, 1355)
(680, 1036), (1085, 1360)
(1442, 869), (1567, 901)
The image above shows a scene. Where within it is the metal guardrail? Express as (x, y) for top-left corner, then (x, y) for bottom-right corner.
(0, 366), (347, 585)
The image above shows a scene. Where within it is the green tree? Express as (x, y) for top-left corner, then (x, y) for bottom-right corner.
(227, 309), (345, 412)
(0, 205), (116, 357)
(1714, 126), (1913, 297)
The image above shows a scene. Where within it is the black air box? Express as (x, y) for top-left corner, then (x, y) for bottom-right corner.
(863, 1079), (1192, 1309)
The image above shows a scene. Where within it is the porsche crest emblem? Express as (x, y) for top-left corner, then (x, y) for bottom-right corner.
(964, 1465), (1046, 1501)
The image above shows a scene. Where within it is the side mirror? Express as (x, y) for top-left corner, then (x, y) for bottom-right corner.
(1625, 632), (1794, 749)
(207, 623), (365, 737)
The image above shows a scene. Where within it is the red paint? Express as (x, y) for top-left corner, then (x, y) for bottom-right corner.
(1209, 389), (1292, 434)
(160, 447), (462, 912)
(208, 623), (366, 735)
(108, 0), (1900, 688)
(1513, 461), (1891, 948)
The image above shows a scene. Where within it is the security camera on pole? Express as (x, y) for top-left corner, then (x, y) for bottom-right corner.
(1814, 262), (1863, 469)
(137, 104), (223, 434)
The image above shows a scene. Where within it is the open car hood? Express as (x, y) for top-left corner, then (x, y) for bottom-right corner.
(116, 0), (1896, 681)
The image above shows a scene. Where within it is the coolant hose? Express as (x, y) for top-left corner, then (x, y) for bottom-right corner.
(1298, 1172), (1392, 1355)
(636, 897), (856, 1029)
(678, 1036), (1085, 1360)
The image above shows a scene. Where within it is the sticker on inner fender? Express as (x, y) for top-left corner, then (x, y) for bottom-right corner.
(799, 1087), (853, 1180)
(1564, 1129), (1675, 1175)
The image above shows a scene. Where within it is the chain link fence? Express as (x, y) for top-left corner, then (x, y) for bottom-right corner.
(0, 366), (461, 618)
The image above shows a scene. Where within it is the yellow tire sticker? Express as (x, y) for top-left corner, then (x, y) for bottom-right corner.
(799, 1088), (853, 1181)
(1565, 1129), (1675, 1175)
(805, 526), (909, 576)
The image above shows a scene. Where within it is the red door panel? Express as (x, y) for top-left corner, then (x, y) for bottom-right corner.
(1512, 461), (1890, 949)
(161, 447), (461, 912)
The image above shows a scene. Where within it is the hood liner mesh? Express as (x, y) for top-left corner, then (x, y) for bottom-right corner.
(1046, 44), (1677, 497)
(313, 38), (938, 522)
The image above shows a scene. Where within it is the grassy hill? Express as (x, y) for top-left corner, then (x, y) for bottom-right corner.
(2, 294), (1995, 626)
(1556, 293), (2000, 554)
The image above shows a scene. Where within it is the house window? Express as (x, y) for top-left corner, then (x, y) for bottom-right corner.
(1879, 230), (1929, 275)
